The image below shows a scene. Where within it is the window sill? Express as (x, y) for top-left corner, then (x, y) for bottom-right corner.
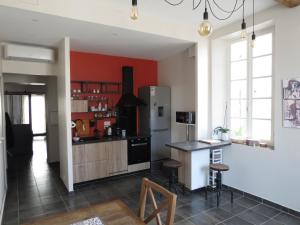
(231, 139), (274, 150)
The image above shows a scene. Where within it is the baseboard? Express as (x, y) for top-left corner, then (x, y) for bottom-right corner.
(223, 185), (300, 218)
(0, 190), (7, 225)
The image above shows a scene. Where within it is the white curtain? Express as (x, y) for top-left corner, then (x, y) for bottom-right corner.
(4, 95), (29, 124)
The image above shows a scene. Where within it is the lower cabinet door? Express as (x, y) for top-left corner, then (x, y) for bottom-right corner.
(73, 164), (87, 183)
(86, 161), (108, 181)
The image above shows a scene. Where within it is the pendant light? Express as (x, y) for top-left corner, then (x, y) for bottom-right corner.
(240, 0), (247, 39)
(251, 0), (256, 48)
(130, 0), (138, 20)
(198, 0), (213, 37)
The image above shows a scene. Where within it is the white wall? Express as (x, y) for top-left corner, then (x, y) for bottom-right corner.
(158, 47), (197, 142)
(57, 37), (73, 191)
(2, 60), (57, 76)
(211, 5), (300, 212)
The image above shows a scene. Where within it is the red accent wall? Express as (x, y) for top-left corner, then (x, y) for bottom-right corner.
(70, 51), (158, 136)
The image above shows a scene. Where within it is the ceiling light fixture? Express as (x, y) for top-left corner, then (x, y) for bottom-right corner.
(133, 0), (255, 38)
(240, 1), (247, 39)
(251, 0), (256, 48)
(130, 0), (138, 20)
(198, 0), (213, 37)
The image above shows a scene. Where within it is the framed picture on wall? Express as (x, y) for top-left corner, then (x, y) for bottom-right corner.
(282, 78), (300, 128)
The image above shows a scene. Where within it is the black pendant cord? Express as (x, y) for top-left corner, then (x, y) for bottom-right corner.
(212, 0), (245, 13)
(252, 0), (255, 36)
(207, 0), (238, 21)
(163, 0), (185, 6)
(193, 0), (202, 10)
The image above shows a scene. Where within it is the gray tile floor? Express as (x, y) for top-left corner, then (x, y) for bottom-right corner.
(2, 139), (300, 225)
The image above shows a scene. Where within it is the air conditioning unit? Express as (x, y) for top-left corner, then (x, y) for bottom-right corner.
(3, 43), (55, 63)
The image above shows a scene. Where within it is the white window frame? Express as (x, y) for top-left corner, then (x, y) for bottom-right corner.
(227, 28), (275, 146)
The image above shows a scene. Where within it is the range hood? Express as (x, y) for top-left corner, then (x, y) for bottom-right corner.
(116, 66), (145, 107)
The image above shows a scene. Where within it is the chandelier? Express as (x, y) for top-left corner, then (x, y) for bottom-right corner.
(130, 0), (256, 47)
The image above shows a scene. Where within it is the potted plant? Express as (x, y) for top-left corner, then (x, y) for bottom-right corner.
(213, 126), (230, 141)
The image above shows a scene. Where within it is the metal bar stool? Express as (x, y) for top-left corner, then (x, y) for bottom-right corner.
(205, 163), (233, 207)
(163, 159), (185, 195)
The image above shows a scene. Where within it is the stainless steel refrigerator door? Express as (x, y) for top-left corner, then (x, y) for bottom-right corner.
(151, 129), (171, 161)
(150, 87), (171, 131)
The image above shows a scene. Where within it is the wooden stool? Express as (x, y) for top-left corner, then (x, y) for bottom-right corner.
(205, 163), (233, 207)
(163, 159), (185, 195)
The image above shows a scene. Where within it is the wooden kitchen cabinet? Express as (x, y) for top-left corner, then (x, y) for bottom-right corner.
(73, 163), (87, 183)
(85, 142), (108, 162)
(73, 145), (86, 164)
(86, 161), (108, 180)
(73, 140), (128, 184)
(108, 140), (128, 175)
(71, 100), (88, 113)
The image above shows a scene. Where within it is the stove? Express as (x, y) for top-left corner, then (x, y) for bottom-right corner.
(127, 136), (151, 165)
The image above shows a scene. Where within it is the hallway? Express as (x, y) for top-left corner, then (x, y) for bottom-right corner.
(3, 138), (66, 225)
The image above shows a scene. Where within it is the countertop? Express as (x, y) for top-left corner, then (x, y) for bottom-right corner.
(72, 135), (150, 145)
(72, 136), (128, 145)
(166, 140), (231, 152)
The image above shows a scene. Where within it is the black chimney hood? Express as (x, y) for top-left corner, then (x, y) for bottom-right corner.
(116, 66), (145, 107)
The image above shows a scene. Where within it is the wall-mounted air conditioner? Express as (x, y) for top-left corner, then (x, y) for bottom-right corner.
(3, 43), (55, 63)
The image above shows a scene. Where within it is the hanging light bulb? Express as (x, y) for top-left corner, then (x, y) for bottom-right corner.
(198, 6), (213, 37)
(251, 32), (256, 48)
(130, 0), (138, 20)
(241, 20), (247, 39)
(240, 1), (247, 39)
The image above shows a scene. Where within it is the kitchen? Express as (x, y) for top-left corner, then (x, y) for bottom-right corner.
(70, 51), (172, 184)
(70, 50), (229, 194)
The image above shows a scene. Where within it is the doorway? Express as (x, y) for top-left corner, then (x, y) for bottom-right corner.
(4, 91), (47, 156)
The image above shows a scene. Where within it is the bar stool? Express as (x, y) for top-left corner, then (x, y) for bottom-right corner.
(163, 159), (185, 195)
(205, 163), (233, 207)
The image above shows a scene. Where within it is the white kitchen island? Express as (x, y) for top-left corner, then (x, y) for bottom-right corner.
(166, 141), (231, 190)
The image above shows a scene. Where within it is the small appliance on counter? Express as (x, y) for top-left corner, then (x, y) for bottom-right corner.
(176, 111), (196, 141)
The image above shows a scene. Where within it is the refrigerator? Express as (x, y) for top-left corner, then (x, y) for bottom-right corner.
(138, 86), (171, 161)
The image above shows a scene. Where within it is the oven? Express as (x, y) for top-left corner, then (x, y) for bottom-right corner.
(128, 137), (151, 165)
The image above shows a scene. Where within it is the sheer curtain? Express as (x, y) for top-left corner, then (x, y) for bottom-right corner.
(4, 95), (29, 124)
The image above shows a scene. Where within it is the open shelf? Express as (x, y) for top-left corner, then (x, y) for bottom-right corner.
(71, 80), (121, 94)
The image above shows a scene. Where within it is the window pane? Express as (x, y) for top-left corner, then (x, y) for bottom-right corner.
(231, 100), (247, 118)
(253, 77), (272, 98)
(252, 119), (271, 140)
(252, 99), (272, 119)
(231, 80), (247, 99)
(253, 55), (272, 77)
(253, 33), (272, 57)
(231, 60), (247, 80)
(231, 41), (247, 61)
(231, 118), (247, 139)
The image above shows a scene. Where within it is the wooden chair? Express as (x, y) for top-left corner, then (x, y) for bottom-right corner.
(138, 178), (177, 225)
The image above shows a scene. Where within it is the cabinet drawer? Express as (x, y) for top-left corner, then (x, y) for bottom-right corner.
(85, 143), (108, 162)
(73, 145), (86, 164)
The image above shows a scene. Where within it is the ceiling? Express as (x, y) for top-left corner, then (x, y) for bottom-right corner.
(111, 0), (278, 28)
(0, 1), (278, 60)
(0, 6), (194, 60)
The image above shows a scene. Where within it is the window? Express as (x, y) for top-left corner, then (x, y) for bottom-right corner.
(229, 32), (273, 144)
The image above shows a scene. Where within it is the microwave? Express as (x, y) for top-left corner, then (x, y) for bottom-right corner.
(176, 111), (195, 125)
